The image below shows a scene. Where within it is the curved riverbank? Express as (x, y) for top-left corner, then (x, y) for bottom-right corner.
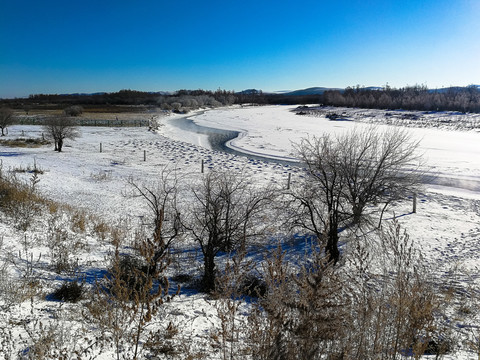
(164, 106), (480, 197)
(168, 113), (300, 166)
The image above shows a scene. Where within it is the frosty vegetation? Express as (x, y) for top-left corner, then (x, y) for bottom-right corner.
(3, 84), (480, 114)
(42, 116), (80, 152)
(0, 105), (479, 359)
(322, 85), (480, 113)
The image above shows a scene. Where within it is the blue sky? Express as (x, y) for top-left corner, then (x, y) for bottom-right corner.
(1, 0), (479, 98)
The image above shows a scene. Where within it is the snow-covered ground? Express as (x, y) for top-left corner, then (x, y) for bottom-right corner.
(177, 106), (480, 196)
(166, 105), (480, 277)
(1, 105), (480, 359)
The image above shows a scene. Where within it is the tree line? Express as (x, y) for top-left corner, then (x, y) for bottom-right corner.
(1, 89), (240, 109)
(3, 84), (480, 113)
(322, 84), (480, 113)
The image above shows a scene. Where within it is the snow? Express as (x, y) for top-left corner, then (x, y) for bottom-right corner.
(1, 105), (479, 359)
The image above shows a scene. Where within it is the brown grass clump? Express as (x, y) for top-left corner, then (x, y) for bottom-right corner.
(70, 210), (87, 233)
(0, 174), (42, 231)
(0, 137), (50, 148)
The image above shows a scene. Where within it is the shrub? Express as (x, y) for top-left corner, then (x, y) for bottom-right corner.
(47, 229), (81, 274)
(0, 175), (42, 231)
(87, 237), (179, 360)
(0, 137), (50, 148)
(50, 281), (83, 302)
(108, 254), (149, 296)
(64, 105), (83, 117)
(240, 273), (267, 298)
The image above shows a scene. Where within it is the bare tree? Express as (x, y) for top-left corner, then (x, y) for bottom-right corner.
(127, 170), (183, 273)
(43, 116), (79, 152)
(185, 170), (273, 292)
(292, 134), (347, 264)
(0, 108), (14, 136)
(293, 127), (423, 264)
(337, 127), (423, 225)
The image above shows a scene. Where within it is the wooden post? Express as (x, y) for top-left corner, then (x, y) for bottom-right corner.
(287, 173), (291, 190)
(201, 159), (204, 173)
(144, 150), (146, 162)
(100, 143), (102, 153)
(413, 193), (417, 213)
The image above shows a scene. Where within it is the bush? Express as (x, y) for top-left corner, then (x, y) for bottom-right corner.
(51, 281), (83, 302)
(64, 106), (83, 117)
(0, 137), (50, 148)
(0, 176), (42, 231)
(240, 274), (267, 298)
(106, 254), (154, 299)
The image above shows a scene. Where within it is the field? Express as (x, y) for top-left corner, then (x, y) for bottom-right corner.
(1, 105), (480, 359)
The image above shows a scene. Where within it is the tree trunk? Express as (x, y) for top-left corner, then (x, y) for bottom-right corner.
(352, 204), (363, 225)
(326, 222), (340, 264)
(57, 138), (63, 152)
(203, 252), (216, 292)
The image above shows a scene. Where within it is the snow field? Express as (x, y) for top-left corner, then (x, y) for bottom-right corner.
(0, 105), (479, 359)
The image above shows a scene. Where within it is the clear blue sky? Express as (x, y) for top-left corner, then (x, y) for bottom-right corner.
(1, 0), (479, 98)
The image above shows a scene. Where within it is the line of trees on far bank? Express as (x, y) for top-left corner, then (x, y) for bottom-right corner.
(2, 84), (480, 113)
(321, 84), (480, 113)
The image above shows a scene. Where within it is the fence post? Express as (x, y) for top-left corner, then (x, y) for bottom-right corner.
(287, 173), (291, 190)
(413, 193), (417, 213)
(201, 159), (204, 173)
(144, 150), (146, 162)
(100, 143), (102, 153)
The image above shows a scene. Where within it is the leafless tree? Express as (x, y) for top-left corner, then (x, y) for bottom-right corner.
(43, 116), (79, 152)
(127, 170), (183, 273)
(293, 127), (423, 264)
(337, 127), (423, 225)
(0, 108), (14, 136)
(291, 134), (347, 264)
(185, 170), (273, 292)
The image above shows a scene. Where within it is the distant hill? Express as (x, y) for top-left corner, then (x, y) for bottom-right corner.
(362, 86), (383, 91)
(430, 85), (480, 93)
(237, 89), (263, 95)
(281, 87), (343, 96)
(267, 85), (480, 97)
(59, 92), (107, 96)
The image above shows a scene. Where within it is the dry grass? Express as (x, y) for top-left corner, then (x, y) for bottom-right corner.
(70, 210), (87, 233)
(0, 137), (50, 148)
(0, 176), (42, 231)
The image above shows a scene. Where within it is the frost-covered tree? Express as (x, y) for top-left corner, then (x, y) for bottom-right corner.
(43, 116), (79, 152)
(127, 170), (182, 273)
(293, 127), (423, 263)
(0, 107), (14, 136)
(185, 171), (273, 292)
